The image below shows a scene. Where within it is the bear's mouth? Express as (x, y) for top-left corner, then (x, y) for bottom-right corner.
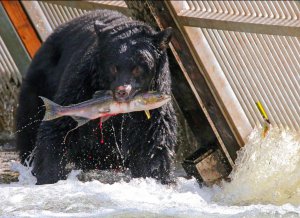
(114, 85), (133, 102)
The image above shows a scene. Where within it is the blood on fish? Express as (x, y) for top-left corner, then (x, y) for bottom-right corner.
(99, 118), (104, 144)
(98, 114), (118, 144)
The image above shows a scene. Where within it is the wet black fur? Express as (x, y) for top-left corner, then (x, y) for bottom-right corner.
(16, 10), (177, 185)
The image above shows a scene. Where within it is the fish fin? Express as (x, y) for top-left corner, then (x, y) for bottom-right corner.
(145, 110), (151, 119)
(63, 126), (77, 144)
(93, 90), (113, 99)
(39, 96), (62, 121)
(71, 116), (90, 127)
(63, 117), (89, 144)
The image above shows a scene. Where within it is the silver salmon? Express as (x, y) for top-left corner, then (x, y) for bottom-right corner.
(39, 91), (171, 128)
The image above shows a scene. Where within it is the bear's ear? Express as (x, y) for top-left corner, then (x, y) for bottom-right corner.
(154, 27), (173, 50)
(94, 20), (107, 36)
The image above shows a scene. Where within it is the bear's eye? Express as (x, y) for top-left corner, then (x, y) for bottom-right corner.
(110, 65), (118, 76)
(132, 66), (143, 77)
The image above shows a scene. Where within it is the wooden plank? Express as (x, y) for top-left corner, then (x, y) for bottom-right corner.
(21, 1), (53, 41)
(177, 25), (253, 146)
(0, 3), (30, 76)
(1, 0), (41, 58)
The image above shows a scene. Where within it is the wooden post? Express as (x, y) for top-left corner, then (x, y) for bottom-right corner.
(1, 0), (41, 58)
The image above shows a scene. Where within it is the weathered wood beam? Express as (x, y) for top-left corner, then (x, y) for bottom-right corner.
(21, 1), (53, 42)
(1, 0), (41, 58)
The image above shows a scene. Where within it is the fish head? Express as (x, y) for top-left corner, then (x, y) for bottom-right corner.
(132, 92), (171, 111)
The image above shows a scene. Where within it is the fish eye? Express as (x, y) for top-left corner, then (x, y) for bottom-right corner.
(156, 94), (162, 99)
(137, 99), (144, 104)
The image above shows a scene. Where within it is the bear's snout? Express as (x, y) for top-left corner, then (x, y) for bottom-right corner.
(114, 85), (132, 102)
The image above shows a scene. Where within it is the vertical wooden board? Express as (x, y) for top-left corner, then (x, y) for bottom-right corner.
(1, 0), (41, 58)
(21, 1), (53, 42)
(144, 1), (240, 164)
(0, 3), (30, 76)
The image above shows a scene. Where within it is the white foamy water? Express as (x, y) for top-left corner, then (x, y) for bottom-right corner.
(1, 127), (300, 218)
(215, 127), (300, 206)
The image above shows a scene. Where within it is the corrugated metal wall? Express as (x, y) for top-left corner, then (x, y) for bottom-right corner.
(0, 36), (22, 132)
(38, 2), (87, 29)
(0, 3), (30, 134)
(202, 29), (300, 129)
(168, 1), (300, 143)
(22, 1), (128, 41)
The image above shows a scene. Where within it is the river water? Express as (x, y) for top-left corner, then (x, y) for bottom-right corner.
(1, 127), (300, 217)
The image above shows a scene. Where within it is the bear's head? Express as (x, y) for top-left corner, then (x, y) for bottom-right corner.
(94, 20), (172, 102)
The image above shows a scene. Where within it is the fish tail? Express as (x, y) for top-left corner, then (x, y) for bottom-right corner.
(39, 96), (62, 121)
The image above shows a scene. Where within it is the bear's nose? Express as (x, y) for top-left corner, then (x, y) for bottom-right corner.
(114, 85), (132, 101)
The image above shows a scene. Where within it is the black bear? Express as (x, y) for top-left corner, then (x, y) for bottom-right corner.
(16, 10), (177, 185)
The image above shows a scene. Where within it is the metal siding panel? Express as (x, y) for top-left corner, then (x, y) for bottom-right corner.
(89, 1), (127, 8)
(201, 28), (300, 130)
(24, 1), (129, 41)
(177, 1), (300, 37)
(37, 1), (89, 30)
(0, 4), (30, 75)
(169, 1), (300, 141)
(0, 36), (22, 131)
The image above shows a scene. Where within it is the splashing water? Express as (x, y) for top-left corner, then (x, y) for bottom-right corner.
(1, 127), (300, 217)
(215, 127), (300, 206)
